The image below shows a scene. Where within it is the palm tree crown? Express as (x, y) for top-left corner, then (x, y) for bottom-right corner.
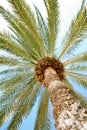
(0, 0), (87, 130)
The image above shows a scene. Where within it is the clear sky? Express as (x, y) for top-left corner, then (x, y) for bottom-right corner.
(0, 0), (87, 130)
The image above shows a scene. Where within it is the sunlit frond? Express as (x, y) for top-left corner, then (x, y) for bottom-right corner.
(0, 56), (23, 66)
(58, 5), (87, 59)
(34, 88), (51, 130)
(65, 71), (87, 88)
(64, 79), (87, 107)
(0, 33), (31, 62)
(7, 0), (46, 56)
(0, 78), (36, 126)
(65, 64), (87, 71)
(0, 77), (33, 126)
(35, 6), (50, 56)
(7, 81), (40, 130)
(44, 0), (59, 55)
(63, 52), (87, 65)
(0, 6), (41, 61)
(0, 71), (34, 90)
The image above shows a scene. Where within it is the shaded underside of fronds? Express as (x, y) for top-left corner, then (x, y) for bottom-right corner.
(34, 89), (51, 130)
(65, 71), (87, 88)
(63, 52), (87, 65)
(7, 82), (40, 130)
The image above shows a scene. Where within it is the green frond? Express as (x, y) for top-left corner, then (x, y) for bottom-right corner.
(0, 78), (36, 127)
(0, 34), (38, 65)
(0, 65), (34, 78)
(7, 0), (46, 56)
(0, 82), (26, 126)
(34, 88), (51, 130)
(0, 6), (41, 61)
(0, 33), (31, 62)
(7, 82), (40, 130)
(65, 71), (87, 88)
(0, 56), (23, 65)
(7, 0), (37, 31)
(64, 79), (87, 107)
(0, 78), (35, 108)
(0, 71), (34, 90)
(58, 5), (87, 59)
(44, 0), (59, 55)
(65, 64), (87, 71)
(0, 105), (13, 126)
(35, 6), (50, 56)
(63, 52), (87, 65)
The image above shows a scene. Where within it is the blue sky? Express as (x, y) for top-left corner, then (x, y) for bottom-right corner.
(0, 0), (87, 130)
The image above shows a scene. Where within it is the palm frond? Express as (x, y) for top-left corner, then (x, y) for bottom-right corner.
(65, 64), (87, 71)
(65, 71), (87, 88)
(0, 32), (31, 62)
(0, 78), (36, 127)
(44, 0), (59, 55)
(63, 52), (87, 65)
(64, 79), (87, 107)
(0, 82), (29, 126)
(7, 0), (46, 56)
(0, 35), (38, 65)
(7, 81), (40, 130)
(34, 88), (51, 130)
(0, 64), (33, 78)
(58, 5), (87, 59)
(0, 6), (41, 61)
(35, 6), (50, 56)
(0, 56), (23, 66)
(0, 78), (35, 111)
(0, 71), (34, 90)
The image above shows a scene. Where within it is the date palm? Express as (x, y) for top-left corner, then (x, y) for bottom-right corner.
(0, 0), (87, 130)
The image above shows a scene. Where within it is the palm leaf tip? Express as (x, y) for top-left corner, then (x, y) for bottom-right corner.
(65, 71), (87, 88)
(58, 5), (87, 59)
(63, 52), (87, 65)
(44, 0), (59, 55)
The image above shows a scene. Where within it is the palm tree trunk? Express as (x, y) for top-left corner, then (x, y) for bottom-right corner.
(44, 67), (87, 130)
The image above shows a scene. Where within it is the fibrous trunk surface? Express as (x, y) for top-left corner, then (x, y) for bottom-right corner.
(49, 84), (87, 130)
(44, 67), (87, 130)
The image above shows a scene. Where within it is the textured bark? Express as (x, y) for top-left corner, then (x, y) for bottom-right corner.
(44, 67), (87, 130)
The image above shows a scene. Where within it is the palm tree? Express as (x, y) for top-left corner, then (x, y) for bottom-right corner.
(0, 0), (87, 129)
